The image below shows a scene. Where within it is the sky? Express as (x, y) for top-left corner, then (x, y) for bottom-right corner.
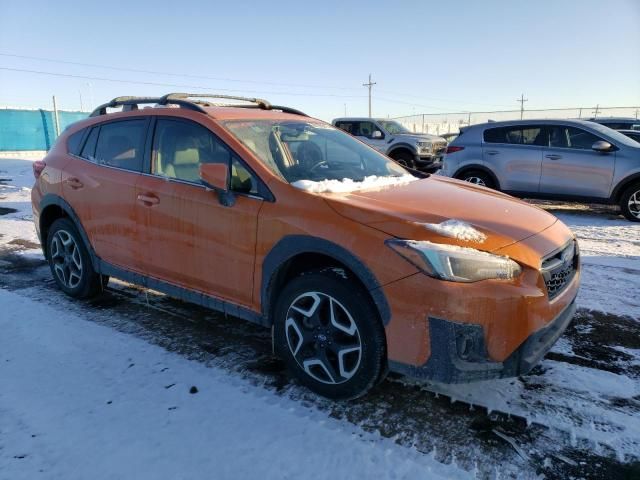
(0, 0), (639, 121)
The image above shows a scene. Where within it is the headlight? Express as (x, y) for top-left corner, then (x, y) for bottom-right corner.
(417, 141), (432, 152)
(386, 239), (522, 282)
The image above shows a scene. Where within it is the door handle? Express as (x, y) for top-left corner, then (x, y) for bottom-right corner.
(485, 150), (499, 155)
(545, 154), (562, 160)
(66, 177), (84, 189)
(137, 193), (160, 206)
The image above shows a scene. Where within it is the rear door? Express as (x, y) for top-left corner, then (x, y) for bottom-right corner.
(539, 125), (615, 198)
(482, 124), (546, 192)
(135, 117), (263, 307)
(62, 117), (150, 270)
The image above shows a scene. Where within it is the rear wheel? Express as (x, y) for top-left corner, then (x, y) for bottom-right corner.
(390, 150), (415, 169)
(620, 182), (640, 222)
(46, 218), (108, 298)
(458, 170), (495, 189)
(273, 270), (386, 400)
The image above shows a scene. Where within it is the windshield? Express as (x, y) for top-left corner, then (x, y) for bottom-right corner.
(587, 122), (640, 148)
(377, 120), (411, 135)
(221, 120), (408, 183)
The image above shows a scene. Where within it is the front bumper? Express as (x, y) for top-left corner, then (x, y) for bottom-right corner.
(389, 297), (577, 383)
(414, 154), (443, 173)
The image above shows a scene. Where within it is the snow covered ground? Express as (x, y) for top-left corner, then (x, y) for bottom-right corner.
(1, 157), (639, 479)
(0, 288), (462, 480)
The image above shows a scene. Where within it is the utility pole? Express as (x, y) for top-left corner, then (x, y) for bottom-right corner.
(79, 90), (84, 112)
(362, 74), (376, 117)
(592, 104), (600, 118)
(52, 95), (61, 138)
(344, 103), (347, 116)
(517, 94), (528, 120)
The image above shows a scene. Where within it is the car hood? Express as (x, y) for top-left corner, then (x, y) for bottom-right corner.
(394, 133), (444, 142)
(324, 176), (559, 253)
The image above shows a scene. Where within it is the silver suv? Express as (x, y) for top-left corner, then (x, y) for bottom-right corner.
(332, 117), (447, 172)
(441, 119), (640, 221)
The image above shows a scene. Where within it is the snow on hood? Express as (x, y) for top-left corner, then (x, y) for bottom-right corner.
(421, 219), (487, 243)
(291, 175), (418, 194)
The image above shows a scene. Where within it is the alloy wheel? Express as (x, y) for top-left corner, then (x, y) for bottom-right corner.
(50, 229), (83, 289)
(464, 176), (486, 186)
(628, 190), (640, 219)
(285, 292), (362, 385)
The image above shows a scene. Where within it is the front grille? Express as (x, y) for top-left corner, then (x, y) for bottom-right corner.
(432, 141), (447, 155)
(541, 240), (578, 300)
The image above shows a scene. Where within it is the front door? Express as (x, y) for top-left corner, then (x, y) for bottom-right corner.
(135, 117), (263, 307)
(539, 125), (615, 198)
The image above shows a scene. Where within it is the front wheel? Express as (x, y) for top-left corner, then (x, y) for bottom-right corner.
(620, 183), (640, 222)
(458, 170), (495, 189)
(273, 270), (386, 400)
(390, 150), (415, 169)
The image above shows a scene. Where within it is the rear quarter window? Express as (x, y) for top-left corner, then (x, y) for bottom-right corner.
(66, 129), (86, 155)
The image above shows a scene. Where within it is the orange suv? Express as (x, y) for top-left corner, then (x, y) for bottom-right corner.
(31, 93), (580, 399)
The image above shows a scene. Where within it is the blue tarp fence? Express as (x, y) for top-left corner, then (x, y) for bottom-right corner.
(0, 109), (89, 151)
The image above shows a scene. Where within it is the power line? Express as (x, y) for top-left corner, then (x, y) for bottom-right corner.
(0, 52), (364, 92)
(375, 89), (515, 109)
(0, 52), (526, 111)
(0, 66), (367, 99)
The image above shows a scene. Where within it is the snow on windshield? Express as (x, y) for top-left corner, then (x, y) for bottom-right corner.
(291, 175), (418, 193)
(421, 219), (487, 243)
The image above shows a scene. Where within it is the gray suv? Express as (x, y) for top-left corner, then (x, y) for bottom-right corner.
(332, 117), (447, 172)
(441, 119), (640, 221)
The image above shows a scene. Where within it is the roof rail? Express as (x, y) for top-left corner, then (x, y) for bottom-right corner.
(90, 92), (307, 117)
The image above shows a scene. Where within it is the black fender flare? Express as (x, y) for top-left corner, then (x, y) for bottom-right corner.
(452, 164), (501, 189)
(261, 235), (391, 326)
(387, 143), (417, 157)
(611, 173), (640, 202)
(39, 194), (99, 270)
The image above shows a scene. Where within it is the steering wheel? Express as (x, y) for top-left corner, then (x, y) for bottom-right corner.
(309, 160), (329, 173)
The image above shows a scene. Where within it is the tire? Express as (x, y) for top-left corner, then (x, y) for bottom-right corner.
(620, 182), (640, 222)
(458, 170), (495, 189)
(390, 150), (415, 169)
(273, 269), (386, 400)
(46, 218), (108, 298)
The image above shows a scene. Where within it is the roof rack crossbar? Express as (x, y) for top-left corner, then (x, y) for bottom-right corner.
(160, 93), (272, 110)
(89, 92), (306, 117)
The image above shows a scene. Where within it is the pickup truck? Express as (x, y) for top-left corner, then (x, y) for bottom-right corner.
(332, 117), (447, 172)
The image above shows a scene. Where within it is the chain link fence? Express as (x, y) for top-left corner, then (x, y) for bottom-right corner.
(393, 106), (640, 136)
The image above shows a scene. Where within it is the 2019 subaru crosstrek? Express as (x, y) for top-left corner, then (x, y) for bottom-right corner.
(32, 93), (580, 399)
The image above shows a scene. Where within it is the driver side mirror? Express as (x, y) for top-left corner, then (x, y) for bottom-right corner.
(371, 130), (383, 139)
(592, 140), (613, 153)
(199, 163), (235, 207)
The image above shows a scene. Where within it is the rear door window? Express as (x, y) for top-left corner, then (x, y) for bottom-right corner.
(94, 119), (147, 172)
(335, 121), (356, 134)
(484, 126), (545, 145)
(80, 127), (99, 161)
